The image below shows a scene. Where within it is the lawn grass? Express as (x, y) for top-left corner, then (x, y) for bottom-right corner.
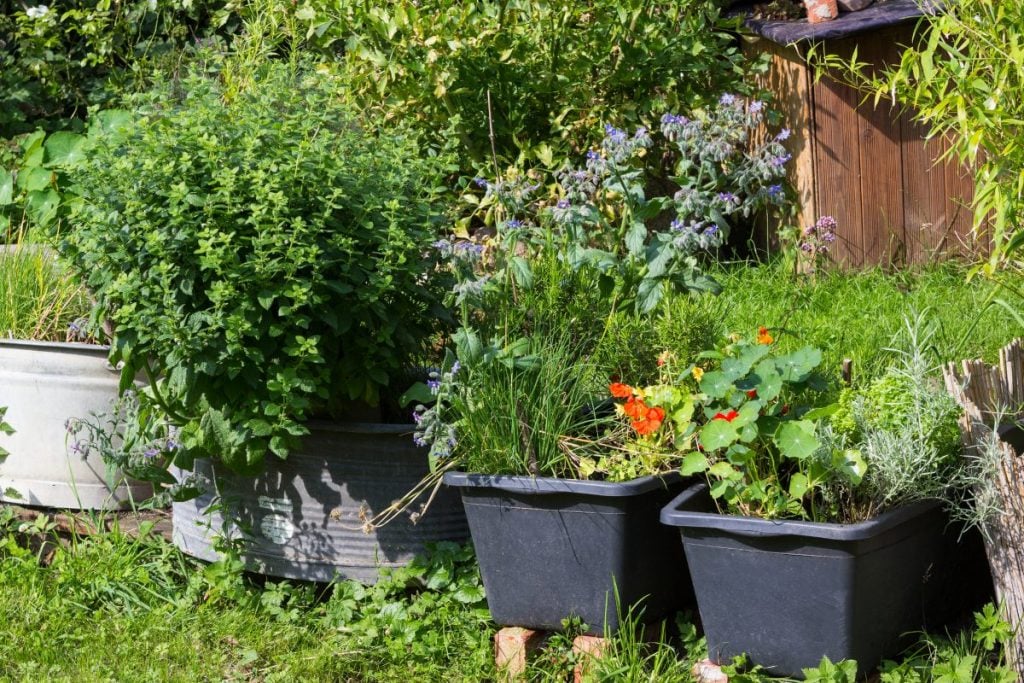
(0, 512), (1009, 682)
(697, 262), (1020, 384)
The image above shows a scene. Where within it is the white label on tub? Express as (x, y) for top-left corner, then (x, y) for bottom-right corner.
(259, 513), (295, 545)
(257, 495), (293, 513)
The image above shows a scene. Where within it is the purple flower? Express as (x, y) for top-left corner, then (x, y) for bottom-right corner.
(766, 184), (784, 199)
(450, 361), (461, 376)
(427, 379), (441, 394)
(749, 100), (764, 114)
(603, 124), (627, 144)
(473, 177), (488, 189)
(717, 192), (738, 204)
(412, 411), (423, 424)
(414, 437), (428, 448)
(705, 224), (719, 237)
(165, 439), (179, 452)
(775, 128), (791, 142)
(800, 242), (813, 253)
(660, 113), (689, 127)
(505, 219), (524, 229)
(770, 153), (792, 168)
(816, 215), (838, 232)
(143, 448), (160, 459)
(719, 93), (737, 106)
(556, 198), (570, 209)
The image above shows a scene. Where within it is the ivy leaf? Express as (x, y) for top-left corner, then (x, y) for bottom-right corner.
(707, 461), (738, 479)
(774, 420), (820, 460)
(625, 219), (647, 256)
(700, 371), (732, 399)
(775, 347), (823, 382)
(701, 419), (739, 451)
(508, 256), (533, 289)
(833, 449), (867, 485)
(732, 401), (761, 428)
(788, 472), (810, 500)
(680, 451), (708, 476)
(753, 359), (783, 401)
(636, 277), (664, 314)
(0, 169), (13, 205)
(399, 382), (435, 407)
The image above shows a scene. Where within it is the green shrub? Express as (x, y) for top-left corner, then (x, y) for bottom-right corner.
(61, 61), (452, 473)
(0, 0), (234, 136)
(242, 0), (754, 173)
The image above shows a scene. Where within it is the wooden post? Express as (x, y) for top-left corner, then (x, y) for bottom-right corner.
(943, 338), (1024, 674)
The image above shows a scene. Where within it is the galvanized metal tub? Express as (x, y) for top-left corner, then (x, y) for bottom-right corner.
(172, 421), (470, 583)
(0, 340), (153, 509)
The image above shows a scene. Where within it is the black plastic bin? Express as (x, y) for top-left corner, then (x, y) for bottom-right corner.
(443, 471), (691, 634)
(660, 483), (952, 678)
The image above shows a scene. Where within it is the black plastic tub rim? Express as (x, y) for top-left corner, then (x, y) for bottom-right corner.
(442, 471), (684, 497)
(660, 482), (942, 542)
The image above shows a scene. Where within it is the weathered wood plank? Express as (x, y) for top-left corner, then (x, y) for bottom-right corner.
(812, 38), (865, 267)
(852, 27), (906, 266)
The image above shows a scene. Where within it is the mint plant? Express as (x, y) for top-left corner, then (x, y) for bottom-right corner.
(61, 62), (452, 473)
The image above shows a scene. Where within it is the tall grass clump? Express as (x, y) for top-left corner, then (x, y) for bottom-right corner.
(0, 243), (88, 341)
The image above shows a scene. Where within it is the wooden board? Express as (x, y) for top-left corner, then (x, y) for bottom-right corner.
(851, 27), (907, 266)
(812, 39), (866, 267)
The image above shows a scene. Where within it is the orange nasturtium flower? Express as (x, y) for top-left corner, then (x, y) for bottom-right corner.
(632, 406), (666, 436)
(623, 396), (647, 420)
(712, 409), (739, 422)
(609, 382), (634, 399)
(757, 326), (774, 345)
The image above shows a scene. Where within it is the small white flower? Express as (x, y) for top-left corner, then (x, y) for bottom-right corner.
(25, 5), (49, 18)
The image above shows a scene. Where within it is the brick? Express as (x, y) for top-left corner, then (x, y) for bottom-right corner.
(494, 627), (545, 680)
(692, 659), (728, 683)
(571, 635), (609, 683)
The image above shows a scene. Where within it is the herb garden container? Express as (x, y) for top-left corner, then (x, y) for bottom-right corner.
(172, 421), (469, 583)
(0, 340), (152, 509)
(443, 471), (691, 634)
(660, 483), (953, 678)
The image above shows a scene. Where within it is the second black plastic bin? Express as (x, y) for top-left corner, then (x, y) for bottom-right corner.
(660, 483), (957, 678)
(443, 471), (691, 634)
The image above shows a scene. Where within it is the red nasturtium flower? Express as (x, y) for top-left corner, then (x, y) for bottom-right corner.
(632, 406), (666, 436)
(623, 396), (647, 420)
(757, 326), (774, 345)
(746, 389), (758, 399)
(712, 409), (739, 422)
(609, 382), (634, 399)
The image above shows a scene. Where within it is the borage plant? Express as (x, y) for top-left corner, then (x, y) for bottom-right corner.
(467, 95), (792, 315)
